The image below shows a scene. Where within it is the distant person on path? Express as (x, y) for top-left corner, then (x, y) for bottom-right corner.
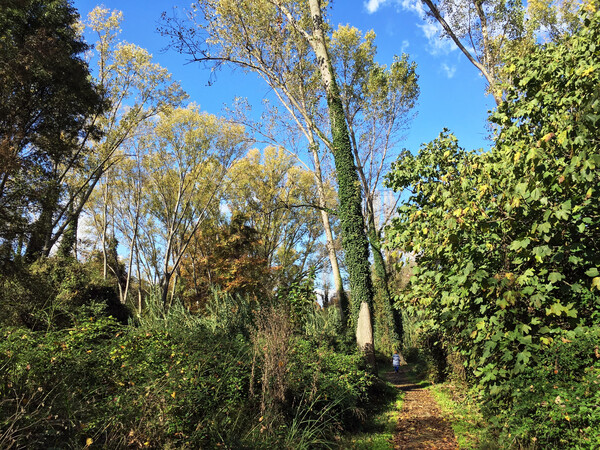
(392, 350), (401, 373)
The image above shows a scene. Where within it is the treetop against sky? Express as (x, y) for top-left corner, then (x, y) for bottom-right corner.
(73, 0), (494, 156)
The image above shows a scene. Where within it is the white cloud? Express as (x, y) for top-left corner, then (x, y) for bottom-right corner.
(368, 0), (457, 56)
(401, 40), (410, 53)
(418, 21), (438, 40)
(365, 0), (424, 15)
(364, 0), (390, 14)
(417, 21), (457, 55)
(441, 63), (457, 78)
(398, 0), (426, 18)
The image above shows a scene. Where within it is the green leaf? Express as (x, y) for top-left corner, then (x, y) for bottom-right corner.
(497, 298), (509, 310)
(546, 302), (565, 316)
(516, 350), (531, 365)
(585, 268), (599, 277)
(509, 238), (530, 250)
(548, 272), (563, 283)
(538, 222), (551, 233)
(554, 209), (570, 221)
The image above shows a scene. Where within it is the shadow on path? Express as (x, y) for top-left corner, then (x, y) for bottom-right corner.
(385, 366), (458, 450)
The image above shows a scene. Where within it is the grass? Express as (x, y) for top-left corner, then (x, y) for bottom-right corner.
(335, 358), (404, 449)
(429, 379), (499, 450)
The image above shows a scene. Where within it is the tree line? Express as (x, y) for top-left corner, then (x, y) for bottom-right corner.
(1, 0), (422, 358)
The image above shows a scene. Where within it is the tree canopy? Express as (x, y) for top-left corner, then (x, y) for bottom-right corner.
(420, 0), (589, 103)
(0, 0), (105, 263)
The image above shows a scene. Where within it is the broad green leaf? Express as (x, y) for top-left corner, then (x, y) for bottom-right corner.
(548, 272), (563, 283)
(538, 222), (551, 233)
(546, 302), (564, 316)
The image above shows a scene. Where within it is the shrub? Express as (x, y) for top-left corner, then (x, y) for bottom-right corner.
(288, 338), (374, 427)
(490, 326), (600, 449)
(244, 303), (374, 446)
(1, 259), (378, 448)
(303, 303), (344, 349)
(0, 316), (252, 448)
(250, 304), (294, 422)
(1, 296), (374, 448)
(0, 256), (128, 330)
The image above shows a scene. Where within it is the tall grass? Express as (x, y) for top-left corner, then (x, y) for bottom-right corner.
(133, 287), (197, 329)
(282, 395), (342, 449)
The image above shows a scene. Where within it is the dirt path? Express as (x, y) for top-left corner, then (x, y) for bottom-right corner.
(385, 367), (459, 449)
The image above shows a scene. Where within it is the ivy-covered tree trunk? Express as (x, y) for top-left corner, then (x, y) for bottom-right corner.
(307, 0), (375, 362)
(366, 208), (401, 356)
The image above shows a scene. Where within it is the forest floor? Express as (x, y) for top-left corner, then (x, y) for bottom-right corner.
(385, 366), (459, 449)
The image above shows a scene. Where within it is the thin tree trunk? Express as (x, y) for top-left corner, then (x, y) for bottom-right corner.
(102, 182), (109, 279)
(123, 220), (139, 305)
(160, 272), (172, 308)
(135, 248), (143, 315)
(307, 134), (348, 321)
(169, 270), (179, 308)
(421, 0), (501, 105)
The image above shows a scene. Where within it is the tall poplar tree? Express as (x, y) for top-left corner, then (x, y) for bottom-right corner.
(79, 7), (186, 273)
(300, 0), (375, 358)
(163, 0), (376, 358)
(331, 25), (419, 354)
(160, 0), (351, 320)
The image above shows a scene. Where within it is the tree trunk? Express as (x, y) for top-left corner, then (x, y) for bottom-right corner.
(25, 182), (60, 261)
(345, 93), (401, 356)
(307, 135), (348, 322)
(135, 249), (143, 315)
(160, 272), (171, 308)
(102, 182), (109, 279)
(307, 0), (374, 358)
(356, 301), (376, 367)
(58, 201), (78, 258)
(367, 210), (400, 356)
(122, 220), (139, 305)
(421, 0), (501, 105)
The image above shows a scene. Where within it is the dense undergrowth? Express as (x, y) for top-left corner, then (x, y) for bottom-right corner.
(0, 258), (375, 449)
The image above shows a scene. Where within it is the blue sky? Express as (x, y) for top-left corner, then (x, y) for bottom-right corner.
(73, 0), (496, 155)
